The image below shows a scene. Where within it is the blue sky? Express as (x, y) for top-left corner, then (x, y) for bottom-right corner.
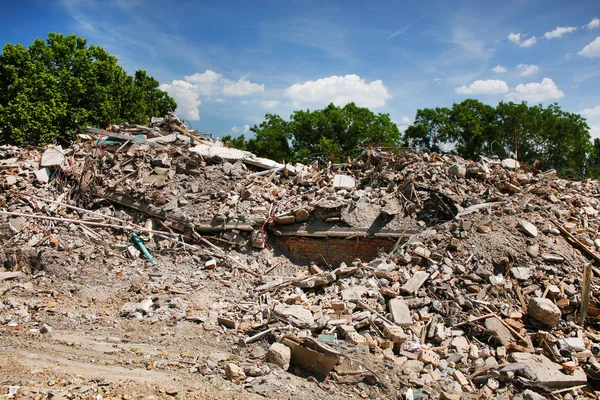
(2, 0), (600, 138)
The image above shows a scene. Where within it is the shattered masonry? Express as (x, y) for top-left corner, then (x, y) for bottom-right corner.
(1, 113), (600, 399)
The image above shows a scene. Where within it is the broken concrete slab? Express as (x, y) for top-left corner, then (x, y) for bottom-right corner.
(485, 317), (516, 346)
(40, 146), (65, 168)
(400, 271), (429, 294)
(281, 336), (339, 378)
(274, 304), (314, 329)
(388, 298), (412, 327)
(333, 174), (356, 190)
(341, 285), (367, 301)
(510, 352), (587, 388)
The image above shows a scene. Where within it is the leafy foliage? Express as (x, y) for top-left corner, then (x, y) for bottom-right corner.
(404, 100), (592, 178)
(225, 103), (400, 163)
(0, 33), (176, 146)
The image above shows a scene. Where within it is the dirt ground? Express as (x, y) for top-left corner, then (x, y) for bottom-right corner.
(0, 244), (365, 400)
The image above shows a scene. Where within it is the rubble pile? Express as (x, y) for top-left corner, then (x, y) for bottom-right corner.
(2, 114), (600, 399)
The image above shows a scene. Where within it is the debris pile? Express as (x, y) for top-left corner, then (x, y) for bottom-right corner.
(2, 114), (600, 399)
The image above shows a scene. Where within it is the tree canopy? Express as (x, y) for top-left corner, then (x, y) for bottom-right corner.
(222, 103), (400, 163)
(0, 33), (176, 146)
(404, 99), (592, 178)
(226, 99), (597, 179)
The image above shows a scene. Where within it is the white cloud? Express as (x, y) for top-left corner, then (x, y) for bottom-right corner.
(544, 26), (577, 39)
(158, 80), (201, 120)
(517, 64), (539, 76)
(455, 79), (509, 94)
(579, 37), (600, 58)
(230, 125), (251, 134)
(582, 105), (600, 139)
(584, 17), (600, 30)
(508, 32), (521, 44)
(521, 36), (537, 47)
(239, 99), (280, 108)
(507, 77), (565, 102)
(492, 65), (507, 73)
(185, 70), (222, 84)
(507, 32), (537, 47)
(223, 77), (264, 96)
(286, 74), (391, 108)
(159, 70), (265, 120)
(583, 105), (600, 120)
(259, 100), (279, 108)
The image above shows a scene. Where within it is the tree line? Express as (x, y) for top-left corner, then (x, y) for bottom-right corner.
(223, 103), (400, 164)
(1, 33), (598, 179)
(0, 33), (176, 146)
(226, 99), (599, 179)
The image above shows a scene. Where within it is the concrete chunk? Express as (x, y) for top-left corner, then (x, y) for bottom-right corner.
(345, 331), (367, 346)
(225, 363), (246, 382)
(528, 297), (561, 327)
(542, 253), (564, 263)
(40, 146), (65, 168)
(485, 317), (516, 346)
(526, 244), (539, 258)
(333, 174), (356, 189)
(295, 272), (336, 289)
(519, 220), (538, 238)
(34, 167), (51, 183)
(8, 217), (26, 232)
(383, 326), (408, 343)
(502, 158), (520, 170)
(510, 352), (587, 388)
(448, 164), (466, 178)
(400, 271), (429, 294)
(274, 304), (314, 328)
(267, 342), (291, 370)
(388, 298), (412, 327)
(510, 267), (532, 281)
(5, 175), (16, 186)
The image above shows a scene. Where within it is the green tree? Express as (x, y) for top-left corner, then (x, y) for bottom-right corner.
(222, 133), (249, 151)
(246, 114), (292, 162)
(404, 99), (497, 158)
(403, 107), (452, 154)
(588, 138), (600, 179)
(0, 33), (176, 146)
(449, 99), (497, 159)
(404, 100), (592, 177)
(290, 103), (400, 163)
(225, 103), (401, 163)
